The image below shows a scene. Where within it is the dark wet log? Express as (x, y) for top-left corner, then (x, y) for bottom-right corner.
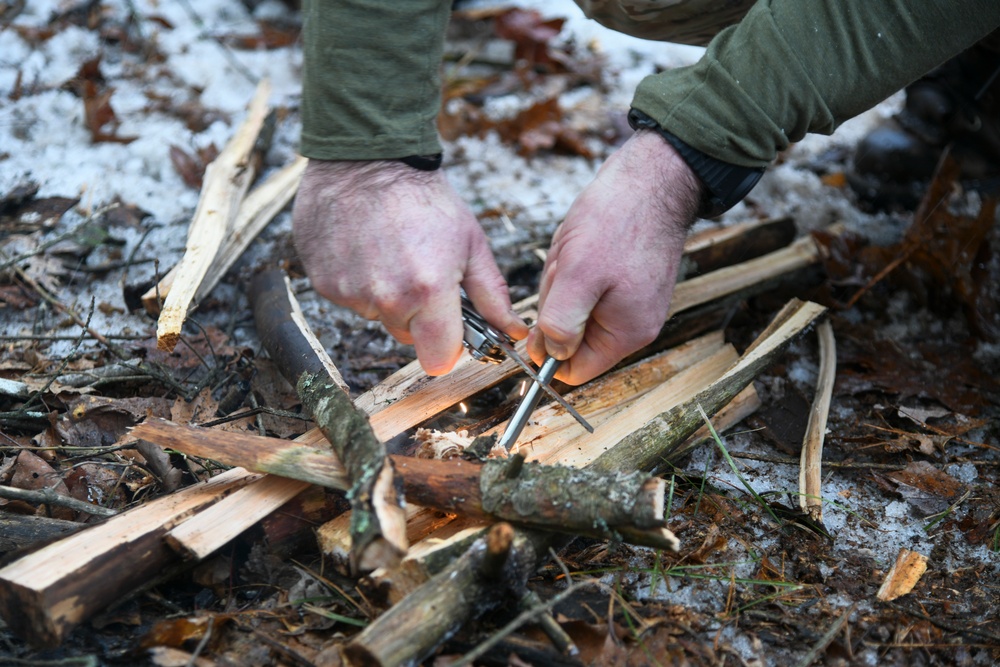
(0, 513), (83, 558)
(341, 523), (541, 667)
(250, 269), (406, 574)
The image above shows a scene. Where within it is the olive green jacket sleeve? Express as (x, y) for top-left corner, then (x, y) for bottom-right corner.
(632, 0), (1000, 167)
(299, 0), (450, 160)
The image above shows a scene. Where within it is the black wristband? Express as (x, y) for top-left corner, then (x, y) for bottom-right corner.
(627, 109), (764, 218)
(399, 153), (443, 171)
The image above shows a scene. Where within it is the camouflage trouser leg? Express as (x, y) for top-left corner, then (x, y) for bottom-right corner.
(572, 0), (758, 46)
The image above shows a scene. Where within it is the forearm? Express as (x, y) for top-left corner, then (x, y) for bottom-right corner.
(300, 0), (450, 160)
(633, 0), (1000, 167)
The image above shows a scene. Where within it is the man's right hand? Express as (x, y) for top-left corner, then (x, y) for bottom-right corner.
(292, 159), (527, 376)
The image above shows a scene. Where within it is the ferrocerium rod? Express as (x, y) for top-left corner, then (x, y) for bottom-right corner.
(498, 356), (561, 450)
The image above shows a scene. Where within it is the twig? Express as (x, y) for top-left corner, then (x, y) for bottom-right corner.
(8, 261), (117, 353)
(0, 484), (117, 518)
(794, 603), (855, 667)
(519, 590), (580, 657)
(185, 615), (213, 667)
(799, 320), (836, 522)
(0, 203), (119, 274)
(888, 602), (1000, 643)
(451, 580), (597, 667)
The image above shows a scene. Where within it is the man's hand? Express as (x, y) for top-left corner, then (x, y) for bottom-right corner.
(293, 159), (527, 376)
(528, 130), (703, 385)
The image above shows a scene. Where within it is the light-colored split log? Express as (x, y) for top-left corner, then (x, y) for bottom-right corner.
(0, 468), (256, 645)
(156, 79), (272, 351)
(143, 155), (305, 315)
(799, 320), (836, 522)
(166, 474), (310, 561)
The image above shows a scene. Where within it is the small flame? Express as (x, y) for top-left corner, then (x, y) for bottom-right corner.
(459, 402), (468, 414)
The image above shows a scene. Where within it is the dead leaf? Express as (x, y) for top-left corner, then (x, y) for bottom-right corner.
(169, 144), (220, 190)
(9, 450), (74, 519)
(493, 8), (567, 71)
(64, 462), (125, 513)
(881, 461), (964, 515)
(54, 395), (173, 450)
(68, 55), (137, 144)
(222, 20), (300, 50)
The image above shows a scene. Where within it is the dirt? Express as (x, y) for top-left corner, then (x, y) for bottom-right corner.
(1, 1), (998, 666)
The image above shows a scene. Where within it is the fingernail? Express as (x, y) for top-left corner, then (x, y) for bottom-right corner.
(547, 341), (571, 360)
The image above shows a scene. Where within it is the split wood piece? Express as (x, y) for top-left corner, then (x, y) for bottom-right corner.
(353, 306), (822, 662)
(142, 155), (306, 315)
(799, 320), (836, 522)
(165, 474), (310, 561)
(668, 229), (830, 316)
(131, 420), (676, 549)
(522, 345), (738, 467)
(876, 548), (929, 601)
(250, 270), (406, 574)
(481, 331), (726, 454)
(342, 523), (539, 667)
(682, 216), (796, 278)
(591, 299), (827, 474)
(0, 468), (256, 646)
(156, 79), (272, 352)
(325, 332), (725, 573)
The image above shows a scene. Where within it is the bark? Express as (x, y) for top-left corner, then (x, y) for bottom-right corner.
(0, 514), (83, 558)
(250, 269), (406, 574)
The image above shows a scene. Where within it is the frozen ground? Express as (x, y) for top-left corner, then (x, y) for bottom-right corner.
(1, 1), (998, 665)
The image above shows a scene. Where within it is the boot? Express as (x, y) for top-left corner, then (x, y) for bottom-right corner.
(849, 32), (1000, 211)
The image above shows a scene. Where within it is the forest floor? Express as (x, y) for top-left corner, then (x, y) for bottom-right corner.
(0, 1), (998, 665)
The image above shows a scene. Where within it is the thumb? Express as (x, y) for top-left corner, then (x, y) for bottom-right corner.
(532, 258), (604, 362)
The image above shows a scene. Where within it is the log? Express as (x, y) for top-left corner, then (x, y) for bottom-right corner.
(0, 468), (256, 645)
(251, 270), (406, 574)
(591, 299), (827, 473)
(348, 300), (822, 665)
(682, 216), (796, 278)
(156, 79), (272, 352)
(131, 420), (677, 550)
(800, 320), (836, 522)
(0, 514), (84, 558)
(142, 155), (306, 315)
(342, 523), (539, 667)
